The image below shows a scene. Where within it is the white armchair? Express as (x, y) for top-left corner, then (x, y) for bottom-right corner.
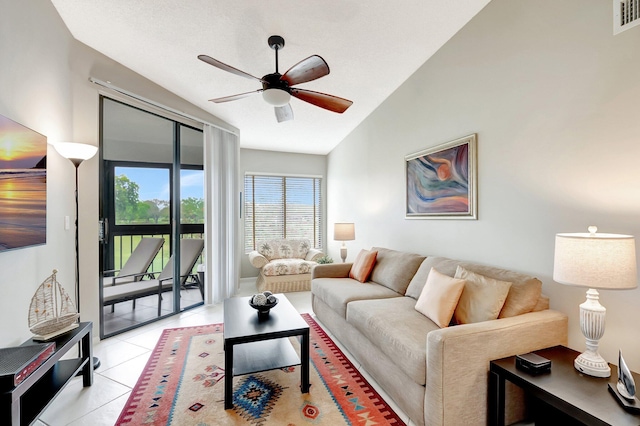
(249, 238), (324, 292)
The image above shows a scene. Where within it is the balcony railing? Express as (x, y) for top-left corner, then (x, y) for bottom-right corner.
(110, 233), (204, 276)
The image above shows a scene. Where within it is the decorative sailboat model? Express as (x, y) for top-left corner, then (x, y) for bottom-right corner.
(28, 269), (79, 341)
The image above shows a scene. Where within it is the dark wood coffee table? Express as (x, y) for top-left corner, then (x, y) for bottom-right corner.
(223, 293), (310, 409)
(489, 345), (640, 425)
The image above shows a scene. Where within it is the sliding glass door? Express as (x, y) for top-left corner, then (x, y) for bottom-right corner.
(99, 97), (204, 338)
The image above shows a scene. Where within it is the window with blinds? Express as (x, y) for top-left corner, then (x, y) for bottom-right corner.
(244, 174), (322, 252)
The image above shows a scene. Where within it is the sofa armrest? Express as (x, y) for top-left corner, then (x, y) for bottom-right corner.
(425, 309), (568, 426)
(248, 251), (268, 269)
(312, 263), (353, 279)
(305, 249), (324, 261)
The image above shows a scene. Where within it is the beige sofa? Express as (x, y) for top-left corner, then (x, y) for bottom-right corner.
(311, 247), (568, 426)
(249, 238), (324, 293)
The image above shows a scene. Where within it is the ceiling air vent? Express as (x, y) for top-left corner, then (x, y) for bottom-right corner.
(614, 0), (640, 34)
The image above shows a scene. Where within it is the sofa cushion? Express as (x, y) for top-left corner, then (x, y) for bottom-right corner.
(453, 266), (512, 324)
(415, 268), (466, 328)
(533, 294), (550, 311)
(312, 277), (400, 318)
(262, 258), (316, 276)
(370, 247), (426, 294)
(349, 249), (378, 282)
(257, 239), (311, 260)
(347, 297), (439, 386)
(406, 257), (542, 318)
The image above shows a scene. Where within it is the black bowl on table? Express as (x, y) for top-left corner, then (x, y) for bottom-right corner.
(248, 296), (278, 319)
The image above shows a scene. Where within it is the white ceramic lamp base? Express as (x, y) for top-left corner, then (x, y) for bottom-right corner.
(340, 245), (347, 263)
(575, 350), (611, 377)
(574, 288), (611, 378)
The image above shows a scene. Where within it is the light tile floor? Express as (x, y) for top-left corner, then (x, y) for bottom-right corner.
(37, 278), (414, 426)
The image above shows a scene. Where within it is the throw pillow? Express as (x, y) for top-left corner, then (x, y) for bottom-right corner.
(349, 249), (378, 283)
(453, 265), (512, 324)
(414, 268), (466, 328)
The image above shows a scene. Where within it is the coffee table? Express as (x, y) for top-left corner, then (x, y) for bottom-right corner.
(223, 293), (310, 409)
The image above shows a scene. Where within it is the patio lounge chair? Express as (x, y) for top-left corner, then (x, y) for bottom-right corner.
(103, 237), (164, 286)
(103, 238), (204, 316)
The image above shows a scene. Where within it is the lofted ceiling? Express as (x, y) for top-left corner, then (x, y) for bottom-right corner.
(50, 0), (491, 155)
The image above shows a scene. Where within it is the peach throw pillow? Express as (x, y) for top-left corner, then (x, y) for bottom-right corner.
(349, 249), (378, 282)
(453, 265), (512, 324)
(414, 268), (466, 328)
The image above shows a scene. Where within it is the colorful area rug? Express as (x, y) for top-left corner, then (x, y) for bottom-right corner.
(116, 313), (406, 425)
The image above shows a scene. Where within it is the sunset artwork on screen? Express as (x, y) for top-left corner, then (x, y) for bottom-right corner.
(0, 114), (47, 251)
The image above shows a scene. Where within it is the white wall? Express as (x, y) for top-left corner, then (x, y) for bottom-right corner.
(0, 0), (76, 346)
(0, 0), (235, 346)
(240, 148), (327, 278)
(327, 0), (640, 371)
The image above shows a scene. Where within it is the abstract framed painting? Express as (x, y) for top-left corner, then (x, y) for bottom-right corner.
(405, 134), (477, 219)
(0, 114), (47, 251)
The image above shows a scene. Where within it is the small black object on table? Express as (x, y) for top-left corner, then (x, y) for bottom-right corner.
(489, 345), (640, 426)
(0, 322), (93, 426)
(223, 294), (309, 410)
(248, 295), (279, 320)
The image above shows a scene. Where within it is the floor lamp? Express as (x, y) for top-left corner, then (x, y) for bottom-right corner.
(54, 142), (100, 370)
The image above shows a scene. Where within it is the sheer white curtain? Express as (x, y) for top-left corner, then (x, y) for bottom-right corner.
(203, 125), (240, 304)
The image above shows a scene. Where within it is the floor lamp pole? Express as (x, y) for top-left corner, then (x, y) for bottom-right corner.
(73, 162), (80, 315)
(71, 158), (100, 371)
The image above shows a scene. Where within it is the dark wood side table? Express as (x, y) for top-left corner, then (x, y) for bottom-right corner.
(0, 321), (93, 426)
(489, 345), (640, 425)
(223, 294), (310, 410)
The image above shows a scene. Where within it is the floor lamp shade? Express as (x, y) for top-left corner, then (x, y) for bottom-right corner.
(334, 223), (355, 263)
(553, 226), (637, 377)
(53, 142), (98, 166)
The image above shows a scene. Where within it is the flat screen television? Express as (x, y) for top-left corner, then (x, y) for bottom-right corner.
(0, 114), (47, 251)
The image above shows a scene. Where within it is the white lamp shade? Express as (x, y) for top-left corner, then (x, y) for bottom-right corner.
(262, 88), (291, 107)
(334, 223), (355, 241)
(54, 142), (98, 162)
(553, 230), (637, 290)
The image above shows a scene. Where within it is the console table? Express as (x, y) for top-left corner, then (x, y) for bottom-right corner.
(0, 322), (93, 425)
(489, 345), (640, 425)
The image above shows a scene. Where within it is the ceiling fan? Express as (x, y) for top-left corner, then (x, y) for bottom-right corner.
(198, 35), (353, 123)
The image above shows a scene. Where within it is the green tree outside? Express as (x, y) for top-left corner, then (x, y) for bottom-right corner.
(115, 174), (204, 224)
(181, 197), (204, 224)
(115, 175), (140, 224)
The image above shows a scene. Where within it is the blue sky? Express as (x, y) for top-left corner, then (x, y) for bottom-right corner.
(116, 167), (203, 201)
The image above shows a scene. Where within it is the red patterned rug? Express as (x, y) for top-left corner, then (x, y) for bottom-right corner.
(115, 313), (405, 425)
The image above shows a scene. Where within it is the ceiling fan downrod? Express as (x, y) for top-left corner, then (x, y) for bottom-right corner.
(268, 35), (285, 74)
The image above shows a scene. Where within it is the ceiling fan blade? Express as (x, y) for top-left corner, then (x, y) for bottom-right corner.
(208, 90), (262, 103)
(290, 88), (353, 113)
(198, 54), (263, 82)
(281, 55), (330, 86)
(275, 104), (294, 123)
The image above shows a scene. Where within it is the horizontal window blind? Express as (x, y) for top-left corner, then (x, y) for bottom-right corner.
(245, 175), (322, 253)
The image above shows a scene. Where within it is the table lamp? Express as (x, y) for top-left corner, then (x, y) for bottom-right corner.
(553, 226), (637, 377)
(334, 223), (355, 263)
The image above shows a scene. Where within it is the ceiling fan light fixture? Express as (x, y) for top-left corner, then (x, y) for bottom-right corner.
(262, 88), (291, 107)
